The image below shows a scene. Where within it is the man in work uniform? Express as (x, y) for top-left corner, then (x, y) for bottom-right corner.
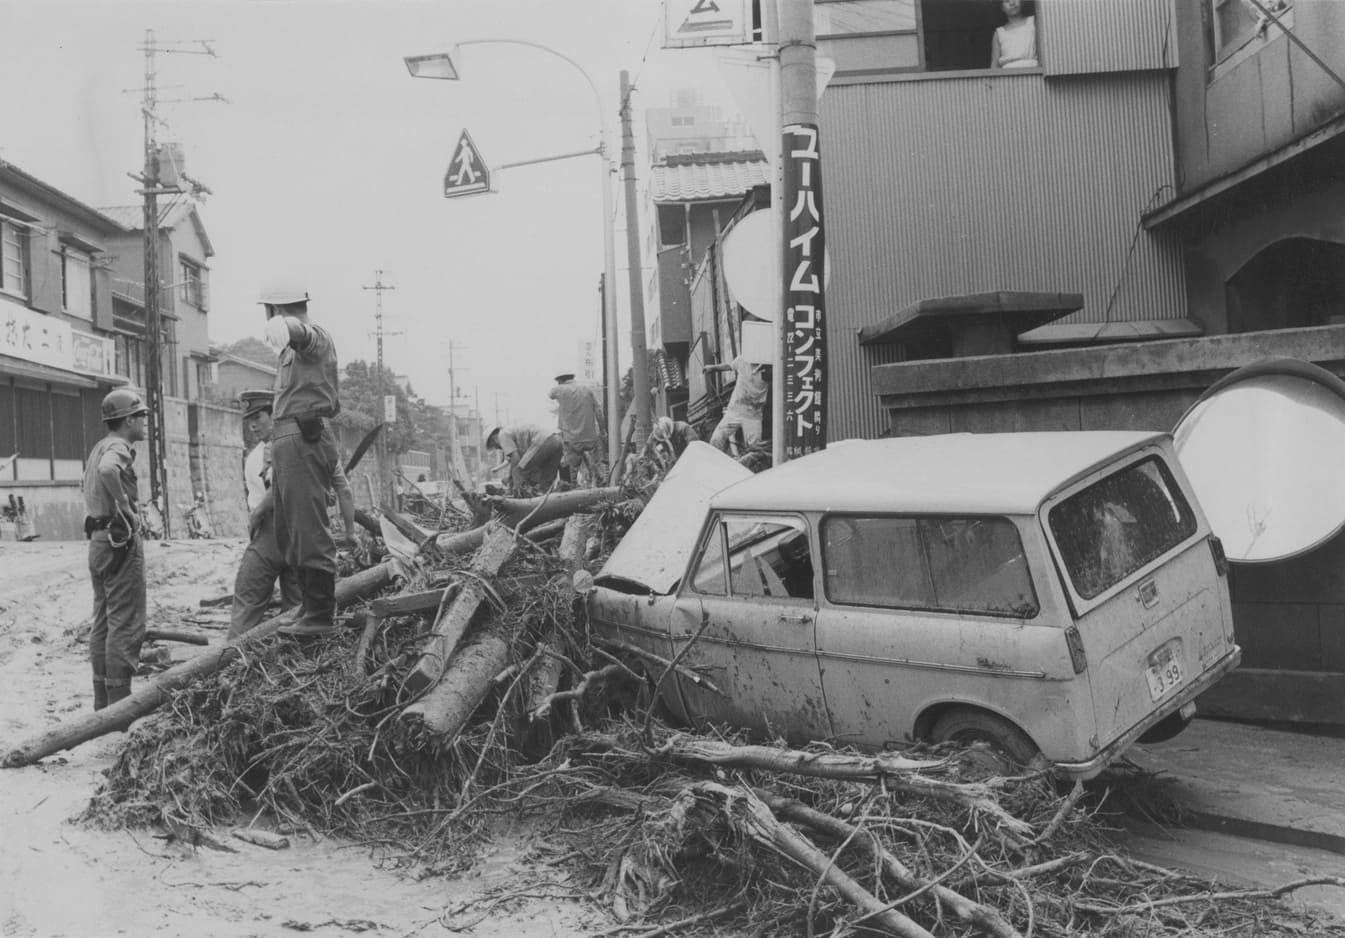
(83, 388), (149, 708)
(260, 285), (346, 638)
(548, 372), (603, 486)
(228, 389), (302, 640)
(704, 355), (769, 453)
(485, 423), (563, 495)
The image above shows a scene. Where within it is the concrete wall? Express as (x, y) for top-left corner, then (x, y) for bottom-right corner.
(188, 401), (246, 538)
(873, 324), (1345, 723)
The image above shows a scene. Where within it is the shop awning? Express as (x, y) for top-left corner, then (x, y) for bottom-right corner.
(0, 354), (122, 389)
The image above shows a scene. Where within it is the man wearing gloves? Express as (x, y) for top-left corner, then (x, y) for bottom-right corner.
(260, 285), (346, 638)
(229, 389), (302, 640)
(82, 388), (149, 708)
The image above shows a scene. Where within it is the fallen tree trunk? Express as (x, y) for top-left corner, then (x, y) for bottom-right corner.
(400, 626), (514, 739)
(434, 488), (619, 555)
(402, 524), (517, 696)
(1, 562), (395, 768)
(660, 737), (1032, 841)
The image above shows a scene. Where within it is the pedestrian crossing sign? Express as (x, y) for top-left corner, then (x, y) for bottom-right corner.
(443, 128), (491, 198)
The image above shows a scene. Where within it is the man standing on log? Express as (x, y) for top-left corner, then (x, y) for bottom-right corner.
(229, 389), (301, 640)
(259, 284), (345, 638)
(548, 372), (603, 487)
(82, 388), (149, 709)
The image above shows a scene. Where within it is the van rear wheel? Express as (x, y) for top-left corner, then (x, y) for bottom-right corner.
(932, 710), (1044, 775)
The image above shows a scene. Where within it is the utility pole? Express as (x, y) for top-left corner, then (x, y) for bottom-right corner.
(443, 340), (469, 487)
(619, 71), (653, 450)
(778, 0), (827, 460)
(362, 271), (397, 506)
(131, 29), (222, 536)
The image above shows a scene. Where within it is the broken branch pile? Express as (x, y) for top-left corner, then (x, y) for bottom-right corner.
(23, 470), (1344, 937)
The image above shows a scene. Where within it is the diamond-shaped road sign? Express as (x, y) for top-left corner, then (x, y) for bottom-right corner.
(443, 129), (491, 198)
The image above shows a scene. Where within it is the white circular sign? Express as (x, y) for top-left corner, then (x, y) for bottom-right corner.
(720, 210), (830, 322)
(1174, 362), (1345, 562)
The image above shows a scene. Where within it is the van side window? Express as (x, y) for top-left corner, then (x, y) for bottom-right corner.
(1048, 456), (1197, 600)
(710, 516), (815, 600)
(821, 515), (1037, 617)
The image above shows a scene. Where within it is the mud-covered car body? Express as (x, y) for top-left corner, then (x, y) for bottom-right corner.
(589, 434), (1241, 779)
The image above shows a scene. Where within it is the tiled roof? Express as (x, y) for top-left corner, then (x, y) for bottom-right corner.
(651, 153), (770, 202)
(99, 201), (195, 232)
(99, 202), (214, 258)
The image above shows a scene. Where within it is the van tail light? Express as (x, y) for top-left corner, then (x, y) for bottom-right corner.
(1065, 626), (1088, 674)
(1208, 534), (1228, 577)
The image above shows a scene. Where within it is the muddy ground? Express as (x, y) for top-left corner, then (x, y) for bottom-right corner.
(0, 539), (593, 938)
(3, 539), (1343, 938)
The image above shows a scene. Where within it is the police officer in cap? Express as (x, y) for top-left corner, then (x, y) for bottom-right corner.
(82, 388), (149, 708)
(229, 389), (302, 640)
(260, 284), (348, 637)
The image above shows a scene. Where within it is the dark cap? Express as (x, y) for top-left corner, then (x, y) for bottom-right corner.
(554, 372), (576, 382)
(239, 389), (275, 420)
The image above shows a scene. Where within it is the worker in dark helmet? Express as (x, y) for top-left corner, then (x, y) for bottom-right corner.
(485, 423), (563, 496)
(259, 284), (347, 638)
(82, 388), (149, 709)
(228, 389), (302, 640)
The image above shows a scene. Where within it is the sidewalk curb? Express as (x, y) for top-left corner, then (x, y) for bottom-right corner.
(1183, 810), (1345, 857)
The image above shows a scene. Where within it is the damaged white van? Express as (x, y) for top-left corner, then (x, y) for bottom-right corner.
(589, 432), (1241, 780)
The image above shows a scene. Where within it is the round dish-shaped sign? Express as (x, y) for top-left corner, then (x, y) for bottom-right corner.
(1173, 359), (1345, 563)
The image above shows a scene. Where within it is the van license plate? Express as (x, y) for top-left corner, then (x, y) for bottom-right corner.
(1145, 646), (1184, 702)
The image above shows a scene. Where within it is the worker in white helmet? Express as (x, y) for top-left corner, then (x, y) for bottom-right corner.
(259, 284), (352, 638)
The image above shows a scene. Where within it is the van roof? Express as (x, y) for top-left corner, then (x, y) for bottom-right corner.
(712, 431), (1170, 515)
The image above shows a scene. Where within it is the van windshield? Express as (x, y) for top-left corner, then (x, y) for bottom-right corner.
(1048, 456), (1197, 600)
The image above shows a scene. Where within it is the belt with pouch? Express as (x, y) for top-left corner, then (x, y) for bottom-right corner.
(274, 414), (330, 442)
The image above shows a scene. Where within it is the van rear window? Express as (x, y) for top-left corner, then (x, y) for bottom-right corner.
(821, 515), (1038, 617)
(1048, 456), (1197, 600)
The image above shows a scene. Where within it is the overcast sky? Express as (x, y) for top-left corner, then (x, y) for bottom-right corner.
(1, 0), (743, 428)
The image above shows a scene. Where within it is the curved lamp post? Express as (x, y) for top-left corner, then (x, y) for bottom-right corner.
(404, 41), (622, 470)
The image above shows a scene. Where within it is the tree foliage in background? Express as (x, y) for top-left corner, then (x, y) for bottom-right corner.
(336, 360), (420, 455)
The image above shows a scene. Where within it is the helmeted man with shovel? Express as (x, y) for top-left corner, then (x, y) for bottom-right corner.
(82, 388), (149, 709)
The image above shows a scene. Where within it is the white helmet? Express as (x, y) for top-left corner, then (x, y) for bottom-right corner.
(652, 416), (674, 440)
(258, 284), (309, 305)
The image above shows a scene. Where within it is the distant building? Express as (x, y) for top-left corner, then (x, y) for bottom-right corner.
(212, 345), (277, 406)
(98, 201), (216, 403)
(0, 161), (129, 538)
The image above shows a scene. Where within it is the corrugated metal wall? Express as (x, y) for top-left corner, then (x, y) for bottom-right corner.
(1042, 0), (1177, 75)
(820, 70), (1185, 442)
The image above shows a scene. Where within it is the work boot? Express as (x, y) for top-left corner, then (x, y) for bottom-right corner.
(105, 679), (131, 706)
(279, 569), (339, 637)
(93, 676), (108, 711)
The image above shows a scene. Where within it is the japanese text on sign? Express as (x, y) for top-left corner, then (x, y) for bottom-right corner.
(781, 123), (826, 459)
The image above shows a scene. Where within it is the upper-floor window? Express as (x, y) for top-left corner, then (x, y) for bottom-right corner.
(817, 0), (1039, 78)
(61, 247), (92, 319)
(180, 257), (208, 311)
(1, 219), (28, 299)
(1210, 0), (1291, 65)
(670, 115), (696, 127)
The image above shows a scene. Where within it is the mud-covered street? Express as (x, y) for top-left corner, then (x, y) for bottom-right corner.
(0, 539), (593, 938)
(2, 538), (1344, 937)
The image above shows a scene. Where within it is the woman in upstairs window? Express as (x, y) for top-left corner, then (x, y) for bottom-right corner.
(990, 0), (1038, 69)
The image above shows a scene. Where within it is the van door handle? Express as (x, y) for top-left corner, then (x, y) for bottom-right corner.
(779, 613), (812, 624)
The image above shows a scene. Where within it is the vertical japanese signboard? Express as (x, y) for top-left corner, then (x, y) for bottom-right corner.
(781, 123), (826, 458)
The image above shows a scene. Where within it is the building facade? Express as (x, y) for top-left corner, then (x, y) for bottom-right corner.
(0, 162), (128, 539)
(647, 1), (1345, 723)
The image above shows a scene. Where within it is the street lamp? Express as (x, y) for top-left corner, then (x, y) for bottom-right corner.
(404, 41), (623, 472)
